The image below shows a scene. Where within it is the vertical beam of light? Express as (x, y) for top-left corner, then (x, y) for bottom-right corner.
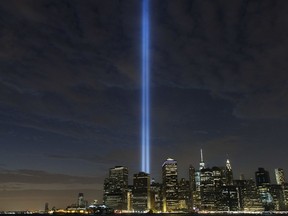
(141, 0), (150, 173)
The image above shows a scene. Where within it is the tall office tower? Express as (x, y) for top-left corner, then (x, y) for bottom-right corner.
(196, 149), (205, 187)
(200, 168), (215, 210)
(44, 203), (49, 213)
(78, 193), (85, 207)
(178, 178), (190, 210)
(150, 180), (162, 212)
(189, 166), (196, 192)
(255, 168), (271, 187)
(199, 149), (205, 170)
(188, 165), (195, 211)
(162, 158), (178, 212)
(224, 159), (233, 185)
(132, 172), (151, 211)
(275, 168), (286, 185)
(103, 166), (129, 210)
(193, 150), (207, 210)
(200, 167), (221, 211)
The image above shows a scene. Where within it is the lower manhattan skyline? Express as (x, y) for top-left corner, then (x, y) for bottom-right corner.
(1, 0), (288, 211)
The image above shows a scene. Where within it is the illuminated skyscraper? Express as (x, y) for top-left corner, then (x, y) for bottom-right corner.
(103, 166), (129, 210)
(196, 149), (205, 188)
(200, 167), (220, 210)
(193, 149), (205, 210)
(224, 159), (233, 185)
(162, 158), (178, 212)
(199, 149), (205, 170)
(133, 172), (151, 211)
(275, 168), (286, 185)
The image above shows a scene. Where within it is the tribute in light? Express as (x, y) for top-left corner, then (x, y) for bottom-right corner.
(141, 0), (150, 174)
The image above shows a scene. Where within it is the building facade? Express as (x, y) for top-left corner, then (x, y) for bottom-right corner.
(275, 168), (286, 185)
(103, 166), (129, 210)
(255, 168), (270, 187)
(133, 172), (151, 211)
(162, 158), (178, 212)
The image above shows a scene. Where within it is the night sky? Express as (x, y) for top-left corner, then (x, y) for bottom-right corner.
(1, 0), (288, 211)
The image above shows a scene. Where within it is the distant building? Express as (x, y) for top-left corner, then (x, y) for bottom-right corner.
(218, 185), (239, 211)
(199, 149), (205, 170)
(200, 167), (215, 210)
(193, 150), (205, 210)
(44, 203), (49, 213)
(132, 172), (151, 211)
(103, 166), (129, 210)
(233, 179), (247, 210)
(283, 183), (288, 210)
(150, 180), (162, 212)
(127, 187), (133, 211)
(178, 178), (190, 210)
(199, 166), (235, 211)
(234, 179), (263, 211)
(162, 158), (178, 212)
(267, 184), (285, 210)
(255, 168), (270, 187)
(275, 168), (286, 185)
(78, 193), (86, 208)
(243, 179), (264, 211)
(188, 165), (195, 211)
(224, 159), (233, 185)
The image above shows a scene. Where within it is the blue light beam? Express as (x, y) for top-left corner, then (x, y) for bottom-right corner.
(141, 0), (150, 174)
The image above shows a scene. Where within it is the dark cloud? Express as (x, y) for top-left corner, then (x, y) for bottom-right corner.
(150, 0), (288, 119)
(0, 169), (100, 184)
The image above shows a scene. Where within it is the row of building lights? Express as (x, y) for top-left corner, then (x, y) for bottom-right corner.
(103, 150), (288, 213)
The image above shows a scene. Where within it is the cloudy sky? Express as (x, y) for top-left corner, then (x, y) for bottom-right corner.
(1, 0), (288, 211)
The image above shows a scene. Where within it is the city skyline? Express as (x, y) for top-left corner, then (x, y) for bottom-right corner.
(102, 154), (288, 213)
(1, 0), (288, 211)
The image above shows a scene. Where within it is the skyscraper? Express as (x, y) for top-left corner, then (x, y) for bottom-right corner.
(255, 167), (270, 187)
(150, 180), (162, 212)
(275, 168), (286, 185)
(193, 149), (205, 210)
(133, 172), (151, 211)
(188, 165), (195, 211)
(78, 193), (85, 208)
(199, 149), (205, 170)
(162, 158), (178, 212)
(103, 166), (129, 210)
(224, 159), (233, 185)
(178, 178), (190, 210)
(255, 168), (272, 210)
(200, 167), (215, 210)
